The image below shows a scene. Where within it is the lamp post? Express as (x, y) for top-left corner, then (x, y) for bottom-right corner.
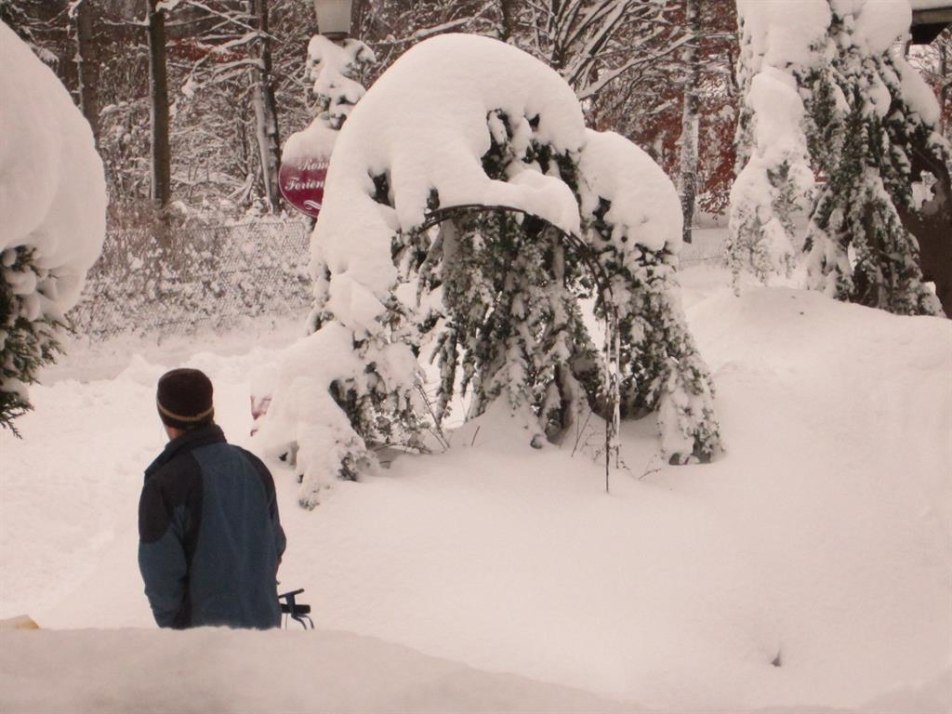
(281, 0), (369, 219)
(313, 0), (352, 40)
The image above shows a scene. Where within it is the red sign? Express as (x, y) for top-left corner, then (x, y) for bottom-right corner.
(279, 156), (329, 218)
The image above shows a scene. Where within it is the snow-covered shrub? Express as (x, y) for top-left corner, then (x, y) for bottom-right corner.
(279, 35), (376, 191)
(254, 34), (721, 506)
(0, 21), (106, 431)
(305, 35), (375, 131)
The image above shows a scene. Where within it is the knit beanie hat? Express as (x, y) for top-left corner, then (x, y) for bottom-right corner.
(156, 368), (214, 430)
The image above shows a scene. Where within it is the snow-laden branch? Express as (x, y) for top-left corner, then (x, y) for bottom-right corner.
(560, 1), (631, 88)
(575, 31), (692, 101)
(175, 0), (256, 33)
(373, 1), (497, 47)
(558, 0), (629, 57)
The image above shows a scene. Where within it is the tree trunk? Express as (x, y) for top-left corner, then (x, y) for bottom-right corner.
(249, 0), (282, 212)
(146, 0), (171, 213)
(899, 146), (952, 317)
(678, 0), (700, 244)
(497, 0), (516, 42)
(74, 0), (100, 146)
(941, 41), (948, 138)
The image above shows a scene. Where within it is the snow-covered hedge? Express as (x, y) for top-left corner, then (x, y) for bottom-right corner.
(255, 34), (721, 506)
(0, 21), (106, 430)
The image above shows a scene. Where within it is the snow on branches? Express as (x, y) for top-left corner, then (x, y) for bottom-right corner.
(254, 34), (721, 507)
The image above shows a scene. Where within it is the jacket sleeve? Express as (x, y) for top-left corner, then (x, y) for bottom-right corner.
(271, 489), (287, 565)
(242, 448), (287, 566)
(138, 479), (188, 628)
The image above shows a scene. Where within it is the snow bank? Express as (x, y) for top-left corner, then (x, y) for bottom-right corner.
(0, 20), (106, 311)
(0, 628), (634, 714)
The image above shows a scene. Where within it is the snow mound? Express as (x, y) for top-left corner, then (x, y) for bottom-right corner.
(0, 628), (635, 714)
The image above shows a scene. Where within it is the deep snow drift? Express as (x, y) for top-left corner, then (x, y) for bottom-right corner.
(0, 256), (950, 713)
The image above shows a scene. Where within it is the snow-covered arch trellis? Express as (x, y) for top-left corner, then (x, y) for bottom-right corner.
(255, 34), (721, 507)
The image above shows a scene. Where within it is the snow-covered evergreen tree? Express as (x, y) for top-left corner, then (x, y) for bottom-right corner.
(0, 21), (106, 433)
(579, 130), (719, 463)
(732, 0), (947, 315)
(728, 1), (825, 288)
(410, 111), (600, 442)
(0, 248), (64, 431)
(254, 35), (721, 506)
(283, 34), (375, 335)
(802, 3), (946, 315)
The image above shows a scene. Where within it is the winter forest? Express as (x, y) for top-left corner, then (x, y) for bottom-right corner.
(2, 0), (749, 220)
(2, 1), (946, 234)
(1, 1), (951, 713)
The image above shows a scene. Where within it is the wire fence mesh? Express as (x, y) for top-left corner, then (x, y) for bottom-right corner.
(67, 221), (728, 343)
(69, 221), (313, 341)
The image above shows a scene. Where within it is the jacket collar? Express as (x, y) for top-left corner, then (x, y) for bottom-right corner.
(145, 423), (227, 478)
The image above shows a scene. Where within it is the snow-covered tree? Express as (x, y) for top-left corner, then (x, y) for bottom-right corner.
(588, 1), (738, 218)
(281, 34), (374, 332)
(254, 35), (720, 507)
(0, 21), (106, 431)
(728, 1), (825, 287)
(166, 0), (286, 213)
(678, 0), (700, 244)
(802, 1), (946, 316)
(71, 0), (102, 146)
(302, 34), (375, 132)
(731, 0), (947, 315)
(356, 0), (740, 228)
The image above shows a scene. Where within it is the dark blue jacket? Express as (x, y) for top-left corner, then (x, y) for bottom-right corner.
(138, 424), (286, 629)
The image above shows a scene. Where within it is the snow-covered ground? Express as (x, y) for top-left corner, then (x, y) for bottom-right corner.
(1, 240), (950, 713)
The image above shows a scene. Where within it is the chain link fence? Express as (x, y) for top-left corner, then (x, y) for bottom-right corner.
(68, 221), (729, 342)
(69, 221), (313, 341)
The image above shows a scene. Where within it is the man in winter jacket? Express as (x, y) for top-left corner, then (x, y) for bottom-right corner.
(138, 368), (286, 629)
